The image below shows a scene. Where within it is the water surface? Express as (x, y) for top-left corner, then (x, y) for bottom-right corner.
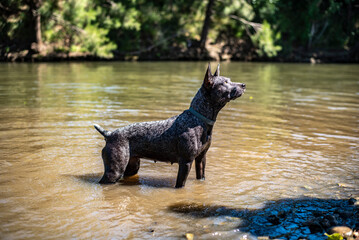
(0, 62), (358, 239)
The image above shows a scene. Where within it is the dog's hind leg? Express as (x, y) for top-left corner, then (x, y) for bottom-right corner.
(124, 157), (140, 177)
(99, 145), (129, 184)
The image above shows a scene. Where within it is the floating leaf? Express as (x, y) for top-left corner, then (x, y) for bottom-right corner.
(325, 233), (343, 240)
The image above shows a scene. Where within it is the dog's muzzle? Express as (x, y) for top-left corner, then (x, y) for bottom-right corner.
(230, 83), (246, 99)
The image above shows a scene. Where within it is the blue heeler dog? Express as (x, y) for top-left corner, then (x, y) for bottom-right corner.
(94, 63), (246, 188)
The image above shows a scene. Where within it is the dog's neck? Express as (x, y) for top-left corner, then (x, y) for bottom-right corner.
(190, 86), (225, 122)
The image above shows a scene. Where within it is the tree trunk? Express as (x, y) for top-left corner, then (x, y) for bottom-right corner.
(35, 12), (43, 51)
(200, 0), (215, 49)
(28, 0), (43, 52)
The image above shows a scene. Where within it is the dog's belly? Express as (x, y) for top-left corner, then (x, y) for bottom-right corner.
(136, 150), (179, 163)
(142, 156), (179, 164)
(130, 140), (179, 163)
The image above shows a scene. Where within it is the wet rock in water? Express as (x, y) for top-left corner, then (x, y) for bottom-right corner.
(321, 218), (332, 230)
(169, 198), (359, 239)
(328, 226), (353, 238)
(313, 210), (325, 217)
(297, 236), (309, 240)
(326, 215), (339, 226)
(268, 215), (280, 225)
(338, 210), (354, 219)
(305, 219), (323, 233)
(348, 198), (357, 206)
(278, 210), (288, 218)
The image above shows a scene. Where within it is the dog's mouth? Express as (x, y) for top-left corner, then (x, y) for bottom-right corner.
(230, 87), (244, 100)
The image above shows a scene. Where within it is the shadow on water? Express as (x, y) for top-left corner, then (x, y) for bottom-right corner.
(67, 173), (175, 188)
(169, 198), (358, 239)
(120, 175), (176, 188)
(65, 173), (103, 183)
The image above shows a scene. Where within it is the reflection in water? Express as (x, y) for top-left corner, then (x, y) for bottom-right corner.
(70, 173), (176, 188)
(0, 62), (358, 239)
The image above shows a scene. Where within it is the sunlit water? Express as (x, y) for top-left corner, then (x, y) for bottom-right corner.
(0, 62), (358, 239)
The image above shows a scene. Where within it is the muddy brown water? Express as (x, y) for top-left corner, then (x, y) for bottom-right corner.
(0, 62), (358, 239)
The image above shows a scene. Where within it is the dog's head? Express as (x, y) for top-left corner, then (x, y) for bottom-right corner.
(202, 63), (246, 105)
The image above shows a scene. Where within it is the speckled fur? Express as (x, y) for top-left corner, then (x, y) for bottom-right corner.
(94, 63), (246, 188)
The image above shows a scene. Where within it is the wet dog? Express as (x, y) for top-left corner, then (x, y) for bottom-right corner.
(94, 63), (245, 188)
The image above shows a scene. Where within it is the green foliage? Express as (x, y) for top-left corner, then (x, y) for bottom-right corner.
(43, 0), (117, 58)
(260, 0), (358, 51)
(213, 0), (254, 42)
(0, 0), (358, 59)
(251, 21), (282, 57)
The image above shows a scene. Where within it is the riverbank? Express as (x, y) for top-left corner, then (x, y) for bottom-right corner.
(2, 41), (358, 63)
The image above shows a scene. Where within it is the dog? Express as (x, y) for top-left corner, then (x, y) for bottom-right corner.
(94, 63), (245, 188)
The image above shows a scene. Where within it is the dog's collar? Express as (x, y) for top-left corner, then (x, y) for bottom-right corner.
(188, 107), (215, 126)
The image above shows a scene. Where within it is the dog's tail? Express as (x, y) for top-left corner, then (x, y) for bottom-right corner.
(94, 124), (111, 138)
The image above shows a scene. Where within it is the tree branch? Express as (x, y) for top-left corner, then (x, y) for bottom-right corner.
(230, 15), (262, 34)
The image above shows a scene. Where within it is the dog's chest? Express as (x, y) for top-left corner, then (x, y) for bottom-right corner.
(196, 128), (212, 153)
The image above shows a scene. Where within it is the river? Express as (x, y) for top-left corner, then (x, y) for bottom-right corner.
(0, 62), (358, 239)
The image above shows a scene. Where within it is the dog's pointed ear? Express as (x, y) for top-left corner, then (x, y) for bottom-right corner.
(213, 64), (220, 77)
(203, 63), (213, 89)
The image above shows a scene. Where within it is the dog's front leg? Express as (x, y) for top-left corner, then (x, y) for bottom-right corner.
(175, 160), (193, 188)
(195, 153), (206, 180)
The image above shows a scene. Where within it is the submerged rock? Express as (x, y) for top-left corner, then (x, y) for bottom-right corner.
(348, 198), (357, 206)
(267, 215), (280, 225)
(305, 219), (323, 233)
